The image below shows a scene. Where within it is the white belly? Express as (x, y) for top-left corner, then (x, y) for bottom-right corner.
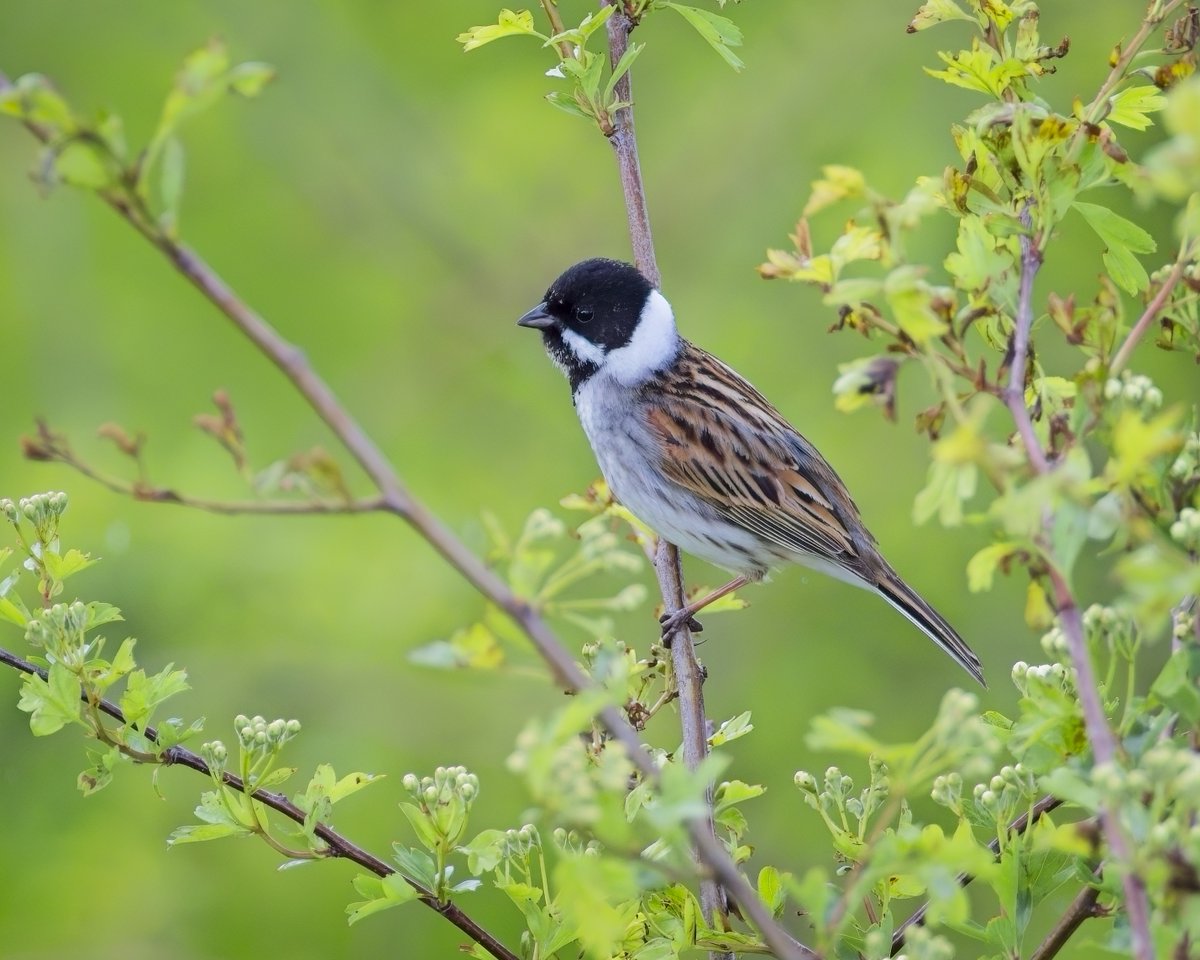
(573, 374), (774, 576)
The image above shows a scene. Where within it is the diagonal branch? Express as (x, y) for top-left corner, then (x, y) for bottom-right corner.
(891, 793), (1063, 953)
(0, 67), (813, 960)
(24, 422), (387, 515)
(0, 645), (520, 960)
(1109, 252), (1191, 376)
(1029, 868), (1106, 960)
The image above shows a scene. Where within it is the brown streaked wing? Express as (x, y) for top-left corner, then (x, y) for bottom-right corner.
(641, 342), (874, 570)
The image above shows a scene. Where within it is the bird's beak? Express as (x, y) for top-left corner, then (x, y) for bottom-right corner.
(517, 303), (555, 330)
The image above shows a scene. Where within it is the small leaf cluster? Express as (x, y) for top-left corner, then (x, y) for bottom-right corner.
(0, 40), (272, 236)
(1, 492), (200, 793)
(457, 2), (744, 135)
(22, 395), (356, 509)
(787, 602), (1200, 957)
(762, 2), (1200, 633)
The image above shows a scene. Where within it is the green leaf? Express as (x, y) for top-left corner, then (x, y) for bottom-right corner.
(661, 3), (745, 71)
(85, 601), (124, 631)
(944, 215), (1011, 292)
(345, 873), (418, 926)
(227, 61), (276, 98)
(78, 744), (121, 796)
(545, 90), (591, 120)
(884, 266), (950, 345)
(1150, 646), (1200, 724)
(158, 136), (186, 234)
(41, 548), (95, 582)
(546, 6), (615, 48)
(167, 822), (249, 844)
(119, 665), (190, 729)
(392, 844), (437, 890)
(0, 74), (76, 131)
(54, 141), (114, 189)
(604, 41), (645, 103)
(709, 711), (754, 746)
(0, 594), (30, 627)
(966, 541), (1018, 592)
(907, 0), (977, 32)
(554, 855), (639, 957)
(18, 662), (82, 735)
(1073, 201), (1156, 295)
(459, 828), (508, 875)
(1107, 85), (1168, 131)
(757, 865), (787, 918)
(169, 790), (252, 844)
(329, 769), (384, 803)
(457, 9), (544, 52)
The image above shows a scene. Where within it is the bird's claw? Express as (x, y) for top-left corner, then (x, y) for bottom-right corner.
(659, 610), (704, 642)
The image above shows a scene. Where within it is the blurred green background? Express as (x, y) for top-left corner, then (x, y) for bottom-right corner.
(0, 3), (1191, 957)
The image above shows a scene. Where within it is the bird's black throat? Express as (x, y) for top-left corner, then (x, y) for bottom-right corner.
(541, 327), (598, 394)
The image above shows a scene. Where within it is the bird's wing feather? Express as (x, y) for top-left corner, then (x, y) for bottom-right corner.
(640, 342), (874, 570)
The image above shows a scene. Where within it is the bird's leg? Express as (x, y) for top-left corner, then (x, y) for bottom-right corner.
(659, 575), (750, 641)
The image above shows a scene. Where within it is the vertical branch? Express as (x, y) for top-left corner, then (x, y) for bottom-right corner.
(603, 2), (660, 287)
(1005, 213), (1049, 473)
(1008, 204), (1155, 960)
(602, 0), (727, 945)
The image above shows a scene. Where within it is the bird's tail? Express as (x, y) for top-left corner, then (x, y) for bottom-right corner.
(875, 572), (986, 687)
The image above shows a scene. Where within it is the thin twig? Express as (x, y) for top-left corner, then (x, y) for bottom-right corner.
(28, 434), (386, 515)
(1029, 870), (1106, 960)
(1005, 210), (1049, 473)
(0, 67), (814, 960)
(0, 645), (520, 960)
(891, 793), (1063, 953)
(1080, 0), (1189, 126)
(538, 0), (574, 59)
(601, 3), (730, 950)
(1109, 254), (1191, 375)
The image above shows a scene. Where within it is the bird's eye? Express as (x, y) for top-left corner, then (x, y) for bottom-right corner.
(575, 306), (594, 324)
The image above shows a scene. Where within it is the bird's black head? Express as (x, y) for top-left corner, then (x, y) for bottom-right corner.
(517, 258), (678, 392)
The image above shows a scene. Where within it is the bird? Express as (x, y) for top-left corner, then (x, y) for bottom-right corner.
(516, 257), (985, 686)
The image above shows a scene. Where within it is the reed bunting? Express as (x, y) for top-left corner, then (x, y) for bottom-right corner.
(518, 257), (984, 685)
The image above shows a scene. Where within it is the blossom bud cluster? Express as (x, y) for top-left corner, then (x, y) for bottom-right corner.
(552, 826), (600, 856)
(971, 763), (1035, 820)
(1011, 660), (1074, 696)
(1103, 370), (1163, 414)
(234, 714), (302, 752)
(1, 492), (69, 539)
(1169, 429), (1199, 481)
(1170, 507), (1200, 552)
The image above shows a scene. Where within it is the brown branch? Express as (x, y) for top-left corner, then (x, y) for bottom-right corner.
(1046, 573), (1154, 960)
(891, 793), (1063, 953)
(0, 66), (814, 960)
(26, 427), (386, 515)
(603, 1), (659, 286)
(538, 0), (573, 59)
(1109, 253), (1191, 375)
(1030, 870), (1106, 960)
(1004, 210), (1049, 473)
(601, 4), (732, 952)
(0, 645), (520, 960)
(1080, 0), (1189, 126)
(1004, 192), (1154, 960)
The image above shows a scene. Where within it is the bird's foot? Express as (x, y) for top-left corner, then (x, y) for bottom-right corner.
(659, 610), (704, 643)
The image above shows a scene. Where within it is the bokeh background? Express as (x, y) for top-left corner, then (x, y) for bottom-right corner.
(0, 3), (1192, 958)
